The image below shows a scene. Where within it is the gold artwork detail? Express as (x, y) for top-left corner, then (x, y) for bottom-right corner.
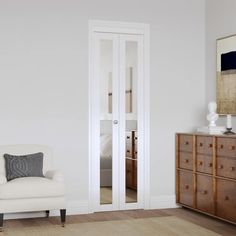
(216, 34), (236, 115)
(217, 71), (236, 114)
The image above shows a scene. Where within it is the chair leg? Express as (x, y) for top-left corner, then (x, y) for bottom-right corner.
(46, 210), (50, 218)
(0, 213), (3, 232)
(60, 209), (66, 227)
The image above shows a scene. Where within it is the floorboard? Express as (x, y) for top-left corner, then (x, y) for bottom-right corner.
(3, 208), (236, 235)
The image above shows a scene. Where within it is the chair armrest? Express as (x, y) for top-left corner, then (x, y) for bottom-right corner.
(0, 174), (7, 185)
(45, 170), (64, 183)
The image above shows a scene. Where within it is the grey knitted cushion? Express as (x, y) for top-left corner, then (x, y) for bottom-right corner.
(4, 152), (44, 181)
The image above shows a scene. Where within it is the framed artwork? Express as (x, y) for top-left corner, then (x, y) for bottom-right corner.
(217, 34), (236, 115)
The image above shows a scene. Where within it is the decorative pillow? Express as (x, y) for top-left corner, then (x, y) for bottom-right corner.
(4, 152), (44, 181)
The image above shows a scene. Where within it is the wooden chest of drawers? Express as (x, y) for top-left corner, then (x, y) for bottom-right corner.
(176, 133), (236, 224)
(126, 130), (137, 190)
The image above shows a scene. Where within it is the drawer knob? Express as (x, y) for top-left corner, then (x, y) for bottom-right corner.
(219, 144), (224, 149)
(127, 150), (130, 153)
(199, 161), (203, 166)
(135, 137), (138, 140)
(218, 165), (224, 169)
(127, 136), (130, 139)
(229, 145), (235, 150)
(199, 143), (203, 147)
(208, 163), (213, 167)
(185, 185), (189, 190)
(224, 196), (229, 201)
(135, 151), (137, 154)
(185, 141), (189, 145)
(231, 166), (235, 171)
(200, 190), (207, 195)
(208, 143), (213, 148)
(185, 159), (189, 163)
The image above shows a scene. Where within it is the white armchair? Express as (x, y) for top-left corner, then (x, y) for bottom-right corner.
(0, 145), (66, 231)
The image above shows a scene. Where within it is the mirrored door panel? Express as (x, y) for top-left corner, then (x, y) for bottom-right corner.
(95, 32), (143, 211)
(99, 39), (113, 205)
(125, 41), (138, 203)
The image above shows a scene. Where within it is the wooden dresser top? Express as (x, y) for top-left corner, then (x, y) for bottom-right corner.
(176, 132), (236, 138)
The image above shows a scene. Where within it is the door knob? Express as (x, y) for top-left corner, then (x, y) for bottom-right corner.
(113, 120), (118, 124)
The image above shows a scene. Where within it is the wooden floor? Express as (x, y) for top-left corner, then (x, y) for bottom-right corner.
(100, 187), (137, 204)
(162, 208), (236, 236)
(3, 208), (236, 235)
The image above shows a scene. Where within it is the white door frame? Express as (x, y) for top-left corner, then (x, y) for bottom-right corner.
(88, 20), (150, 213)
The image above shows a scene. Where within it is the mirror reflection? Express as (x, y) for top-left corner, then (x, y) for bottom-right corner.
(108, 68), (133, 113)
(125, 41), (138, 203)
(99, 40), (138, 205)
(100, 40), (113, 204)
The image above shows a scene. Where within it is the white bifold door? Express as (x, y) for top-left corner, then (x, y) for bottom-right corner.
(92, 32), (145, 212)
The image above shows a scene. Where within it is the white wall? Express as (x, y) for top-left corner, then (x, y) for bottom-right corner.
(206, 0), (236, 127)
(0, 0), (205, 214)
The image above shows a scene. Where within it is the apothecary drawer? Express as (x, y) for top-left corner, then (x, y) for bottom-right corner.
(126, 147), (132, 157)
(134, 132), (138, 159)
(126, 158), (132, 171)
(178, 171), (193, 207)
(196, 174), (214, 214)
(179, 152), (193, 170)
(216, 156), (236, 179)
(216, 137), (236, 157)
(196, 136), (213, 155)
(216, 179), (236, 223)
(196, 154), (213, 174)
(126, 132), (132, 157)
(179, 135), (193, 152)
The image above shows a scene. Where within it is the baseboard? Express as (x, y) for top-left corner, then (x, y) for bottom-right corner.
(4, 200), (89, 220)
(4, 197), (178, 220)
(66, 200), (89, 215)
(149, 195), (179, 209)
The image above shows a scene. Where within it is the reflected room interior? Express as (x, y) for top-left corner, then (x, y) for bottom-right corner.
(99, 40), (138, 204)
